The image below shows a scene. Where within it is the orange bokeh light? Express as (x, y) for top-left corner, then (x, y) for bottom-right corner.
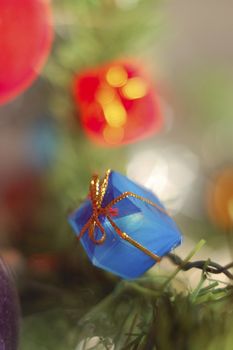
(207, 167), (233, 230)
(73, 60), (163, 146)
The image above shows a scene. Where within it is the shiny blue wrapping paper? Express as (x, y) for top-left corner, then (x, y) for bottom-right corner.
(68, 171), (182, 279)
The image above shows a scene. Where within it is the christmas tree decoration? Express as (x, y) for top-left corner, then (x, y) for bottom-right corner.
(207, 167), (233, 230)
(0, 0), (53, 105)
(68, 170), (182, 279)
(73, 61), (163, 146)
(0, 258), (20, 350)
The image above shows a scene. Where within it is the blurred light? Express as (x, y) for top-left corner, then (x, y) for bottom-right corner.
(28, 254), (60, 276)
(207, 167), (233, 230)
(74, 60), (163, 145)
(0, 116), (58, 183)
(159, 96), (174, 133)
(228, 198), (233, 222)
(122, 77), (148, 99)
(127, 145), (199, 214)
(28, 116), (58, 170)
(103, 102), (127, 127)
(95, 86), (115, 105)
(106, 66), (128, 87)
(202, 119), (233, 168)
(103, 126), (124, 145)
(115, 0), (141, 10)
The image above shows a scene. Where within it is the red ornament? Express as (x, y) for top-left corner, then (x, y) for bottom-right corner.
(73, 60), (163, 146)
(0, 0), (53, 104)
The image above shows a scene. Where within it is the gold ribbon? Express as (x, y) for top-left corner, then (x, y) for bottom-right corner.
(78, 169), (170, 262)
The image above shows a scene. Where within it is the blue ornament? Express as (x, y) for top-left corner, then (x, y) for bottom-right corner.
(68, 170), (182, 279)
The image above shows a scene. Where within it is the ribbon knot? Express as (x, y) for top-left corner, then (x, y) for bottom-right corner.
(78, 170), (169, 262)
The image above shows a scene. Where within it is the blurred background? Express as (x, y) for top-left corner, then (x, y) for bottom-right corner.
(0, 0), (233, 349)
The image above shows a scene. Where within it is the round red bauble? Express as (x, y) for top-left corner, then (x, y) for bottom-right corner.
(73, 60), (163, 146)
(0, 0), (53, 104)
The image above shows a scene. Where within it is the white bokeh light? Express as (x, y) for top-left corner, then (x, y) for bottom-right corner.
(115, 0), (141, 10)
(127, 144), (199, 215)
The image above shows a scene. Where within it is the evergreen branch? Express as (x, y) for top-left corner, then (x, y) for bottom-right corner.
(163, 240), (206, 288)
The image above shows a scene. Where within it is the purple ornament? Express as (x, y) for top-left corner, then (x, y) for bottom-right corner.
(0, 258), (20, 350)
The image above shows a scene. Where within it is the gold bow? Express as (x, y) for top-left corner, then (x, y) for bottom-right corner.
(78, 170), (170, 262)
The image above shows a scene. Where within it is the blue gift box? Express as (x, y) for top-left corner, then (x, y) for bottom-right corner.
(68, 170), (182, 279)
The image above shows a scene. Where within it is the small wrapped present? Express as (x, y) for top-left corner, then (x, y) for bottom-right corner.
(68, 170), (182, 279)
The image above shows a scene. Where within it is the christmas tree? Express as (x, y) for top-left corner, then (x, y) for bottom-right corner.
(0, 1), (233, 349)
